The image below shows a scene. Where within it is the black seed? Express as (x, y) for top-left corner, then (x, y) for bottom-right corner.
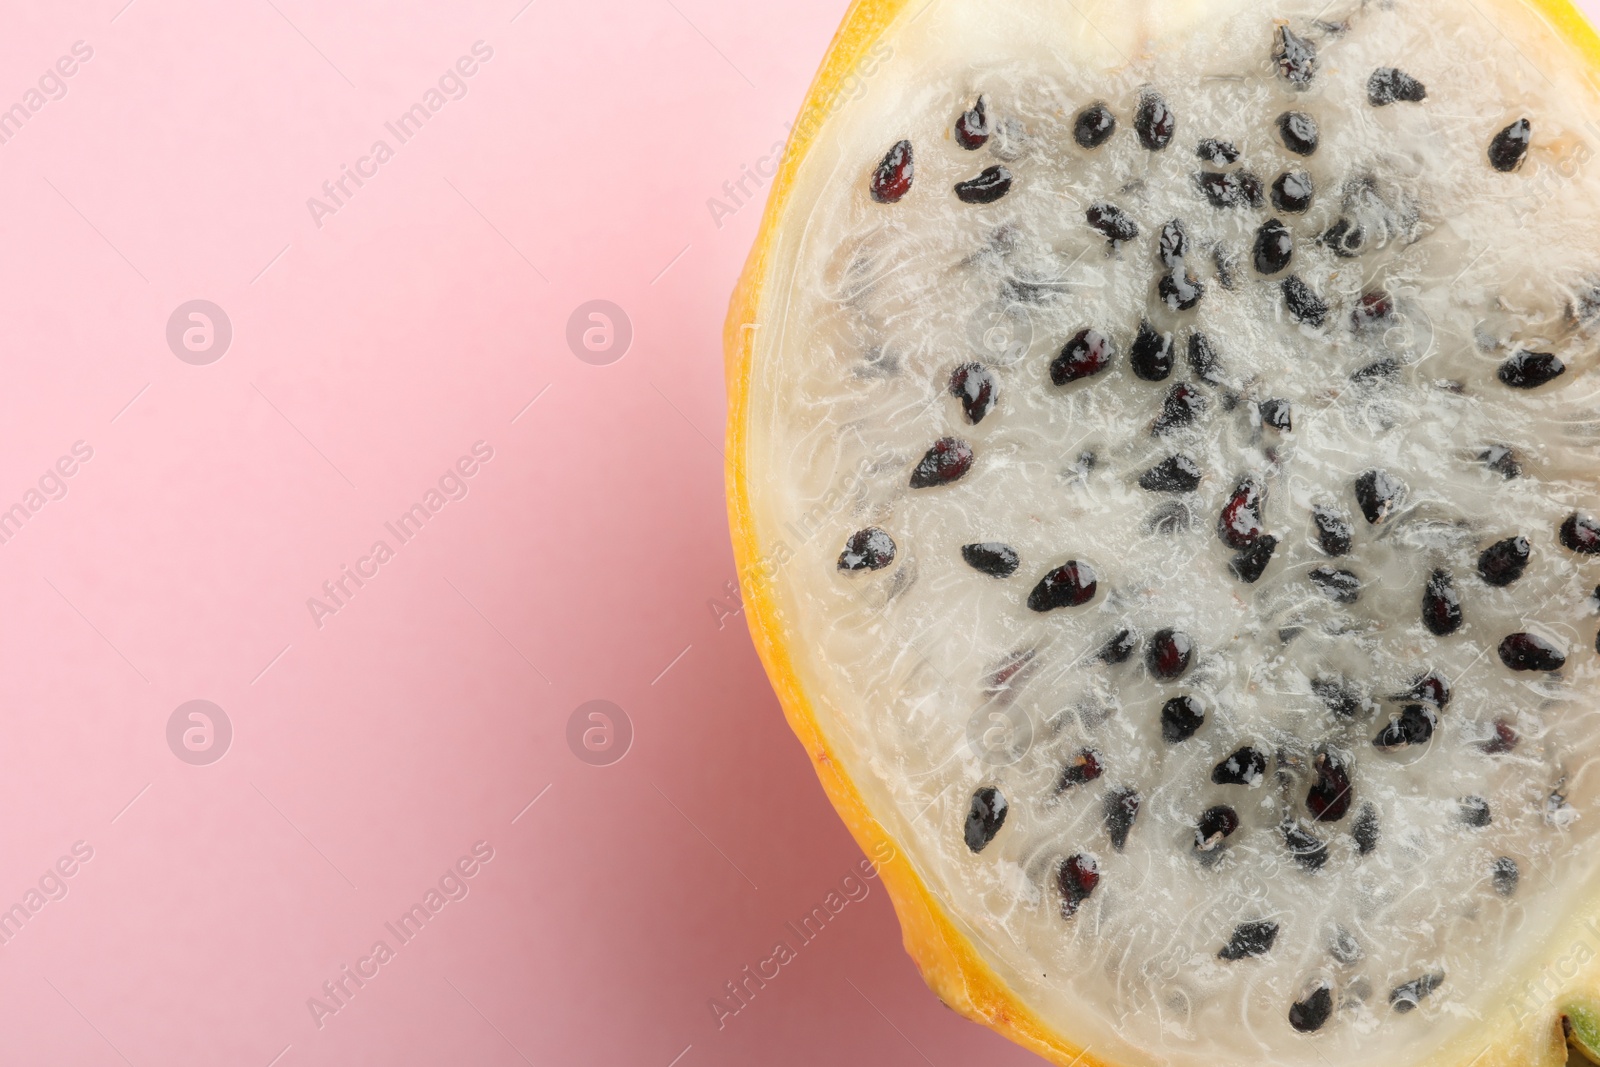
(1157, 219), (1189, 268)
(1139, 454), (1203, 493)
(1498, 349), (1565, 388)
(1098, 629), (1136, 664)
(1480, 719), (1519, 754)
(1154, 383), (1207, 435)
(1197, 138), (1239, 166)
(1274, 25), (1317, 87)
(1277, 111), (1320, 156)
(1307, 751), (1353, 822)
(1104, 788), (1141, 851)
(1134, 91), (1176, 150)
(1057, 854), (1099, 917)
(1561, 513), (1600, 554)
(1187, 332), (1224, 385)
(1282, 823), (1329, 870)
(1498, 632), (1566, 671)
(1051, 328), (1114, 384)
(1027, 561), (1098, 611)
(1321, 217), (1364, 257)
(948, 362), (998, 424)
(1459, 795), (1492, 828)
(1354, 469), (1406, 524)
(1213, 746), (1268, 786)
(1230, 536), (1278, 584)
(1272, 171), (1314, 213)
(1086, 202), (1140, 244)
(1130, 321), (1175, 381)
(1310, 567), (1360, 604)
(954, 96), (989, 150)
(1352, 290), (1394, 330)
(1374, 704), (1436, 749)
(964, 786), (1008, 852)
(1390, 972), (1444, 1013)
(1492, 856), (1519, 896)
(1368, 67), (1428, 105)
(1489, 118), (1531, 172)
(1218, 476), (1266, 549)
(1330, 927), (1363, 964)
(1351, 358), (1400, 385)
(1312, 506), (1354, 556)
(1219, 920), (1279, 960)
(1198, 170), (1264, 208)
(1147, 629), (1194, 680)
(1161, 695), (1206, 743)
(1477, 536), (1530, 586)
(1289, 983), (1334, 1032)
(1481, 445), (1522, 479)
(910, 437), (974, 488)
(961, 542), (1020, 578)
(1282, 275), (1329, 326)
(1058, 748), (1104, 789)
(1312, 677), (1361, 718)
(870, 140), (914, 203)
(1159, 269), (1204, 311)
(1252, 219), (1294, 275)
(955, 165), (1012, 204)
(1396, 670), (1452, 708)
(1147, 501), (1193, 535)
(1074, 103), (1116, 149)
(1421, 570), (1463, 636)
(1195, 805), (1240, 851)
(1260, 398), (1292, 431)
(838, 527), (895, 571)
(1353, 803), (1381, 854)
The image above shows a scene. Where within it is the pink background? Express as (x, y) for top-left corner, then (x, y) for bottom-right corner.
(5, 1), (1596, 1064)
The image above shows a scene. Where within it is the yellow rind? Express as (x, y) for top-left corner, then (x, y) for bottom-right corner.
(724, 2), (1600, 1064)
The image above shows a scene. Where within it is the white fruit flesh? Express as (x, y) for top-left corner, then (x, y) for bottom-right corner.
(742, 0), (1600, 1064)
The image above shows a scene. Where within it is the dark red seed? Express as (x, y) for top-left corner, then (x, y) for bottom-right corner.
(1159, 269), (1204, 311)
(1154, 382), (1207, 435)
(1254, 219), (1293, 274)
(838, 527), (895, 571)
(964, 786), (1008, 852)
(1368, 67), (1428, 105)
(1130, 321), (1175, 381)
(954, 96), (989, 150)
(1074, 103), (1116, 149)
(1561, 513), (1600, 554)
(960, 542), (1019, 578)
(1498, 350), (1565, 388)
(1277, 111), (1320, 155)
(1289, 983), (1334, 1032)
(1354, 468), (1406, 524)
(954, 165), (1012, 204)
(1374, 704), (1436, 748)
(1213, 746), (1269, 786)
(1195, 805), (1239, 851)
(1352, 290), (1395, 330)
(1477, 536), (1530, 586)
(1027, 561), (1098, 612)
(870, 140), (914, 203)
(1260, 398), (1292, 432)
(1282, 822), (1329, 870)
(1098, 629), (1136, 664)
(1219, 920), (1278, 959)
(1146, 628), (1194, 680)
(1274, 25), (1317, 87)
(1312, 506), (1353, 556)
(1104, 788), (1141, 850)
(1086, 202), (1140, 244)
(1396, 670), (1451, 708)
(1157, 219), (1188, 268)
(1196, 138), (1238, 166)
(909, 437), (973, 488)
(1057, 853), (1099, 917)
(1218, 476), (1266, 548)
(1307, 750), (1352, 822)
(948, 362), (998, 423)
(1198, 170), (1264, 208)
(1052, 328), (1115, 385)
(1187, 333), (1224, 385)
(1230, 535), (1278, 584)
(1272, 171), (1314, 213)
(1160, 695), (1205, 743)
(1282, 275), (1329, 326)
(1421, 569), (1463, 636)
(1498, 632), (1566, 672)
(1058, 748), (1104, 789)
(1309, 566), (1360, 604)
(1489, 118), (1531, 172)
(1139, 454), (1203, 493)
(1135, 91), (1176, 150)
(1322, 217), (1364, 257)
(1480, 719), (1518, 754)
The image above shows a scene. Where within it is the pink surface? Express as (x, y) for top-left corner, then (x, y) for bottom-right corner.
(7, 2), (1599, 1065)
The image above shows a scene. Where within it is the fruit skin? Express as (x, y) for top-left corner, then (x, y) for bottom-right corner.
(724, 3), (1600, 1065)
